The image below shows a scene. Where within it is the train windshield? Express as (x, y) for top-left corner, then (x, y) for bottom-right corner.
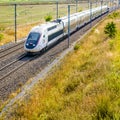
(27, 32), (41, 42)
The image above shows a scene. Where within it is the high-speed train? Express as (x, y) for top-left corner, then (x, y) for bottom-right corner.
(24, 6), (109, 53)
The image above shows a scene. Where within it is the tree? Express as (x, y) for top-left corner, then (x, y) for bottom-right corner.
(44, 14), (52, 22)
(104, 22), (117, 38)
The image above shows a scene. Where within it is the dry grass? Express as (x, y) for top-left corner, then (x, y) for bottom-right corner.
(0, 21), (43, 46)
(1, 11), (120, 119)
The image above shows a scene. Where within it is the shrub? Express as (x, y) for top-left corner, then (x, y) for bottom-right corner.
(74, 44), (80, 50)
(113, 12), (120, 18)
(109, 40), (114, 50)
(0, 33), (4, 41)
(108, 12), (120, 19)
(78, 8), (82, 12)
(0, 27), (5, 31)
(0, 24), (5, 31)
(64, 80), (79, 94)
(93, 97), (114, 120)
(44, 14), (52, 22)
(104, 22), (117, 38)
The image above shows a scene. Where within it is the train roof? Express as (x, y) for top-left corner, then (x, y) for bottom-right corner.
(29, 5), (108, 33)
(60, 5), (107, 23)
(30, 21), (60, 33)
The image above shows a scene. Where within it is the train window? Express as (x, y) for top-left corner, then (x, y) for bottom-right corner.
(27, 32), (40, 41)
(48, 30), (63, 41)
(47, 25), (57, 31)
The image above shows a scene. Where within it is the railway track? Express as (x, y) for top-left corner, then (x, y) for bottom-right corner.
(0, 41), (24, 59)
(0, 53), (39, 81)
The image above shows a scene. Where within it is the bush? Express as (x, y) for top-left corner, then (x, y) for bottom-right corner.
(44, 14), (52, 22)
(0, 27), (5, 31)
(64, 80), (79, 94)
(74, 44), (80, 50)
(78, 9), (82, 12)
(0, 33), (4, 41)
(108, 12), (120, 19)
(104, 22), (117, 38)
(93, 97), (114, 120)
(113, 12), (120, 18)
(0, 24), (5, 31)
(109, 40), (114, 50)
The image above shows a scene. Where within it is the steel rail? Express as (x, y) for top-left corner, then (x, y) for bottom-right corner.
(0, 46), (23, 59)
(0, 41), (24, 54)
(0, 54), (39, 81)
(0, 53), (26, 71)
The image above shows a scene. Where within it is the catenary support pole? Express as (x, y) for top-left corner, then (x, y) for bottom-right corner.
(88, 0), (90, 9)
(56, 1), (58, 19)
(68, 5), (70, 48)
(101, 0), (103, 18)
(76, 0), (78, 13)
(14, 4), (17, 43)
(90, 2), (92, 28)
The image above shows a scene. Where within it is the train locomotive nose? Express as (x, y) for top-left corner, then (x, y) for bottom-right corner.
(25, 32), (41, 50)
(29, 42), (35, 46)
(26, 42), (36, 49)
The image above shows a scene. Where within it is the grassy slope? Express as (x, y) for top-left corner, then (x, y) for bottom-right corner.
(2, 12), (120, 119)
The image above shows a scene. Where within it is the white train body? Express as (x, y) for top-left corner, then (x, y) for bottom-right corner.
(24, 6), (108, 53)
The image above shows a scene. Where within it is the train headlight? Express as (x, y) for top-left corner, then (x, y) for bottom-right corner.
(26, 43), (29, 46)
(33, 44), (35, 47)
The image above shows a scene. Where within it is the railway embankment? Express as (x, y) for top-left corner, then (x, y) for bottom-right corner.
(1, 11), (120, 119)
